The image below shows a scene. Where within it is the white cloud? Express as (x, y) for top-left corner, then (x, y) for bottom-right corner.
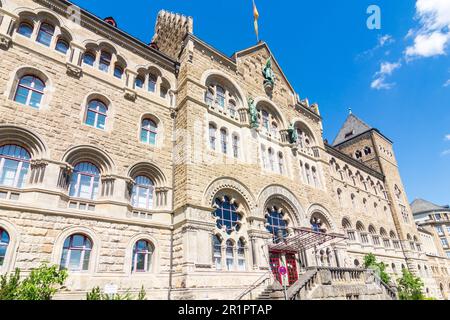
(406, 0), (450, 58)
(445, 134), (450, 140)
(371, 61), (401, 90)
(444, 79), (450, 87)
(357, 34), (394, 60)
(442, 149), (450, 156)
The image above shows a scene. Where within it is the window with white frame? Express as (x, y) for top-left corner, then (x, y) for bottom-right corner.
(220, 128), (228, 155)
(132, 240), (153, 273)
(0, 145), (31, 189)
(278, 152), (284, 175)
(216, 86), (226, 110)
(60, 234), (92, 271)
(213, 235), (222, 270)
(14, 75), (45, 109)
(132, 176), (154, 210)
(17, 22), (33, 38)
(232, 135), (239, 158)
(209, 123), (217, 150)
(141, 119), (158, 146)
(85, 100), (108, 130)
(226, 240), (234, 271)
(237, 239), (246, 271)
(99, 51), (111, 73)
(69, 162), (100, 200)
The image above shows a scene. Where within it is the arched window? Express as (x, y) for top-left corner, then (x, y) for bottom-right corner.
(228, 100), (237, 117)
(312, 167), (320, 188)
(132, 240), (153, 272)
(135, 75), (144, 89)
(99, 51), (111, 72)
(355, 150), (363, 159)
(237, 239), (246, 271)
(216, 86), (225, 110)
(113, 65), (124, 79)
(141, 119), (158, 146)
(60, 234), (92, 271)
(220, 128), (228, 154)
(36, 23), (54, 47)
(364, 147), (372, 155)
(14, 75), (45, 108)
(225, 240), (234, 271)
(148, 74), (157, 93)
(213, 196), (242, 234)
(160, 85), (168, 99)
(268, 148), (275, 171)
(55, 38), (69, 54)
(304, 164), (311, 185)
(261, 145), (267, 169)
(337, 189), (343, 206)
(212, 235), (222, 270)
(205, 87), (214, 106)
(85, 100), (107, 130)
(278, 152), (284, 174)
(0, 228), (10, 266)
(261, 110), (270, 132)
(351, 194), (356, 209)
(83, 52), (96, 66)
(209, 123), (217, 150)
(69, 162), (100, 200)
(271, 122), (279, 138)
(232, 135), (239, 158)
(132, 176), (154, 210)
(266, 207), (288, 242)
(0, 145), (31, 188)
(17, 22), (33, 38)
(342, 218), (355, 240)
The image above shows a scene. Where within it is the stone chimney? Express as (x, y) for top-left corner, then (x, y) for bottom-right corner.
(151, 10), (193, 61)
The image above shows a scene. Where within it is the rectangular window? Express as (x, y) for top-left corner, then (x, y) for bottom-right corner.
(436, 226), (444, 235)
(347, 231), (356, 241)
(232, 136), (239, 158)
(441, 238), (449, 248)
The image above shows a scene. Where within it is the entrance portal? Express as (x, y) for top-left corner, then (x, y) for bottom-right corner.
(269, 251), (299, 286)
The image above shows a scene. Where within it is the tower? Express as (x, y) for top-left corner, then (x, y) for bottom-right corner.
(333, 114), (425, 273)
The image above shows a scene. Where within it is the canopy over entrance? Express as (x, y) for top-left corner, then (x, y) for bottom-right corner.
(269, 227), (347, 252)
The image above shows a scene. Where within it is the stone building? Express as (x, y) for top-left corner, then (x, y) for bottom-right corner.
(412, 199), (450, 299)
(0, 0), (448, 300)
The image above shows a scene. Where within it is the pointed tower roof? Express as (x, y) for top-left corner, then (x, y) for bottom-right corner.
(410, 199), (450, 214)
(333, 114), (373, 146)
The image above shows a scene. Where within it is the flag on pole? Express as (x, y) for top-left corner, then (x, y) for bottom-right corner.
(253, 0), (260, 42)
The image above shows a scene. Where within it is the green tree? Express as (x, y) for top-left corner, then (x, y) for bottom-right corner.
(0, 269), (21, 300)
(0, 265), (67, 300)
(397, 268), (425, 300)
(363, 253), (391, 284)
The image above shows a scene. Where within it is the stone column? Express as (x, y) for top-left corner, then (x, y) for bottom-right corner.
(124, 69), (137, 101)
(66, 41), (84, 78)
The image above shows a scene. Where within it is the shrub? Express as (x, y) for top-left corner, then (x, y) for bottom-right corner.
(397, 268), (425, 300)
(363, 253), (391, 284)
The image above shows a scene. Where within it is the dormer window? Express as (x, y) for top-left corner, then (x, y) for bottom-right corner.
(344, 130), (354, 139)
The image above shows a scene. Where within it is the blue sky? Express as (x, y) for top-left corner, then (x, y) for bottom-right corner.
(71, 0), (450, 205)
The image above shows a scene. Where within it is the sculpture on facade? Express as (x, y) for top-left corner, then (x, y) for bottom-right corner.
(287, 123), (298, 144)
(248, 97), (260, 129)
(262, 57), (275, 91)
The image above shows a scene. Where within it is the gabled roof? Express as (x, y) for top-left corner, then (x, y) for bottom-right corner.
(333, 114), (373, 146)
(233, 42), (296, 96)
(411, 199), (450, 214)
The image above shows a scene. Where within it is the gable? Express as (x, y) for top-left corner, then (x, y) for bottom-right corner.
(333, 114), (373, 146)
(233, 42), (296, 98)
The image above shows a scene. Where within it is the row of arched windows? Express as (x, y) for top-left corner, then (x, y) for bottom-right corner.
(261, 145), (284, 174)
(12, 74), (159, 145)
(208, 123), (240, 158)
(212, 236), (246, 271)
(355, 146), (372, 160)
(0, 228), (154, 273)
(16, 17), (173, 102)
(330, 158), (387, 199)
(337, 189), (389, 217)
(0, 144), (156, 210)
(299, 161), (321, 188)
(342, 218), (402, 249)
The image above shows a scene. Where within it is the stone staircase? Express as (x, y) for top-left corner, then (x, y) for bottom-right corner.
(245, 267), (397, 301)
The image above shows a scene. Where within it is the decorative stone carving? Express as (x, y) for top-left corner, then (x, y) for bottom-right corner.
(66, 63), (83, 78)
(0, 34), (12, 50)
(287, 123), (298, 144)
(124, 88), (137, 102)
(262, 57), (275, 93)
(29, 160), (49, 184)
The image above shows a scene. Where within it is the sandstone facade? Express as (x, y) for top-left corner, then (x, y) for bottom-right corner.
(0, 0), (448, 300)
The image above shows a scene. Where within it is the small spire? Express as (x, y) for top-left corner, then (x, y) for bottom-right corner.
(348, 107), (352, 115)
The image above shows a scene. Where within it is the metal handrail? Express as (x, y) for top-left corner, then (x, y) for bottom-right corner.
(235, 271), (273, 300)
